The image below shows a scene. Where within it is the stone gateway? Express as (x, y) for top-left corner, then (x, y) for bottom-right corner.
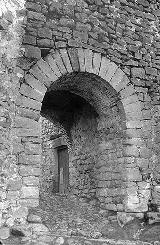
(0, 0), (160, 243)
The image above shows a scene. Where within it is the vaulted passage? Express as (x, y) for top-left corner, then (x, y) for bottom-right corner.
(40, 72), (126, 210)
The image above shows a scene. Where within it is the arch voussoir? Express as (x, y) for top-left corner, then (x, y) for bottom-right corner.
(92, 52), (102, 75)
(25, 74), (47, 96)
(19, 83), (44, 102)
(109, 68), (125, 91)
(98, 56), (110, 79)
(59, 49), (73, 73)
(30, 65), (51, 88)
(36, 58), (58, 82)
(51, 50), (67, 75)
(68, 48), (80, 72)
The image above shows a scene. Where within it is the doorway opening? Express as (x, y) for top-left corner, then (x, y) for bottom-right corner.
(57, 145), (69, 194)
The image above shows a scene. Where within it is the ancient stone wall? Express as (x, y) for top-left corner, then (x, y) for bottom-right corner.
(0, 0), (160, 239)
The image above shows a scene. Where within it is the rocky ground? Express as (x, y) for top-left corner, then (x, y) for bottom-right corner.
(1, 194), (160, 245)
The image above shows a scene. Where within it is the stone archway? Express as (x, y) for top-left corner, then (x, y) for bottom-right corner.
(15, 47), (151, 213)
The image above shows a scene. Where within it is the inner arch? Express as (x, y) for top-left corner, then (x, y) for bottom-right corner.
(40, 72), (126, 210)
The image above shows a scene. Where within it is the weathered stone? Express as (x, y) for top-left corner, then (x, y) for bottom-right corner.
(21, 186), (39, 198)
(19, 154), (41, 165)
(7, 178), (22, 191)
(19, 199), (39, 207)
(27, 214), (42, 223)
(36, 58), (58, 81)
(37, 38), (52, 47)
(19, 166), (41, 176)
(59, 49), (72, 73)
(27, 11), (46, 22)
(20, 84), (44, 102)
(68, 48), (79, 71)
(7, 191), (20, 200)
(31, 224), (49, 234)
(12, 206), (28, 219)
(0, 227), (10, 240)
(23, 176), (39, 186)
(24, 45), (41, 60)
(23, 35), (36, 45)
(131, 68), (145, 78)
(38, 28), (52, 39)
(25, 142), (42, 155)
(16, 95), (42, 111)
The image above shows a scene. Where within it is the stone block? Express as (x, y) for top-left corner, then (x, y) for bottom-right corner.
(7, 191), (20, 200)
(124, 145), (139, 157)
(19, 199), (39, 207)
(99, 56), (110, 79)
(145, 67), (157, 75)
(131, 68), (145, 78)
(121, 94), (139, 105)
(84, 48), (93, 73)
(12, 206), (28, 219)
(12, 141), (24, 154)
(27, 11), (46, 22)
(105, 62), (118, 83)
(126, 120), (142, 129)
(7, 178), (22, 191)
(24, 45), (41, 60)
(116, 75), (129, 92)
(59, 49), (73, 73)
(30, 65), (51, 88)
(13, 127), (41, 137)
(52, 51), (67, 75)
(27, 214), (42, 223)
(21, 186), (39, 199)
(17, 107), (40, 121)
(68, 48), (79, 71)
(14, 116), (39, 129)
(25, 142), (42, 155)
(77, 48), (85, 72)
(45, 54), (61, 77)
(37, 38), (52, 47)
(26, 2), (41, 12)
(20, 84), (44, 102)
(38, 27), (52, 39)
(120, 85), (135, 99)
(31, 224), (49, 234)
(110, 68), (124, 90)
(19, 154), (41, 165)
(127, 168), (142, 181)
(0, 227), (10, 240)
(92, 52), (101, 75)
(37, 58), (58, 81)
(23, 176), (39, 186)
(19, 166), (41, 176)
(139, 147), (152, 158)
(25, 74), (47, 95)
(16, 95), (42, 111)
(23, 35), (36, 45)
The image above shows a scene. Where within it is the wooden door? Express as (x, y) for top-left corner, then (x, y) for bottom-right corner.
(57, 146), (69, 194)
